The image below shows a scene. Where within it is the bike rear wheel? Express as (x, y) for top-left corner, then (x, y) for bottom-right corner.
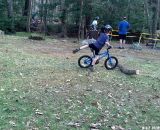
(104, 56), (118, 70)
(78, 55), (92, 68)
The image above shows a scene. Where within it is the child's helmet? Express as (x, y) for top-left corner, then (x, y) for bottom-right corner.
(101, 25), (112, 33)
(104, 24), (112, 32)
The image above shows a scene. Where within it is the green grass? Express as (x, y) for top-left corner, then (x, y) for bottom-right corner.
(0, 36), (160, 130)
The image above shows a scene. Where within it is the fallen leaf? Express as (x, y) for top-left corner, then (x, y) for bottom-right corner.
(67, 122), (81, 127)
(66, 79), (71, 82)
(9, 120), (16, 126)
(35, 109), (43, 115)
(1, 88), (4, 91)
(91, 101), (102, 110)
(111, 125), (125, 130)
(13, 88), (18, 92)
(78, 74), (83, 77)
(90, 123), (101, 128)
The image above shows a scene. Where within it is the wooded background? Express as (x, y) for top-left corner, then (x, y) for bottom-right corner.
(0, 0), (160, 38)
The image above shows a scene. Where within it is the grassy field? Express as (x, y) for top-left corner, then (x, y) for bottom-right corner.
(0, 35), (160, 130)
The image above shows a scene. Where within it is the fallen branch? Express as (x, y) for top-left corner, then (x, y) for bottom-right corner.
(117, 64), (140, 75)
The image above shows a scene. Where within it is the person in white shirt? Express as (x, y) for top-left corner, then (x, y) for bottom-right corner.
(91, 16), (99, 31)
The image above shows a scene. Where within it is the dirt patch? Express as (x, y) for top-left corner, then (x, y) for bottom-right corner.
(21, 38), (160, 61)
(3, 36), (160, 61)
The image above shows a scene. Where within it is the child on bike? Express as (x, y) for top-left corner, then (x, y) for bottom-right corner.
(73, 25), (112, 71)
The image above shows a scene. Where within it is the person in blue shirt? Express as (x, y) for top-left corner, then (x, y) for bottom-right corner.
(118, 16), (130, 49)
(72, 25), (112, 71)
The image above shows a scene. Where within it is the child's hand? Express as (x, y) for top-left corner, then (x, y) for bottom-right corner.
(106, 42), (112, 48)
(107, 45), (112, 49)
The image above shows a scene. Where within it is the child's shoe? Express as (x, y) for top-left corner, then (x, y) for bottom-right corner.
(72, 48), (80, 54)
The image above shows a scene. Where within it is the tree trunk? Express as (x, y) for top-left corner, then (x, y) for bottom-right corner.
(26, 0), (32, 32)
(85, 0), (92, 30)
(7, 0), (14, 32)
(7, 0), (13, 18)
(127, 0), (131, 21)
(61, 10), (67, 38)
(159, 8), (160, 30)
(23, 0), (29, 16)
(43, 0), (48, 35)
(81, 18), (85, 39)
(40, 0), (44, 22)
(84, 0), (93, 38)
(151, 0), (159, 38)
(159, 3), (160, 30)
(78, 0), (84, 40)
(144, 0), (152, 33)
(154, 0), (160, 34)
(60, 0), (67, 38)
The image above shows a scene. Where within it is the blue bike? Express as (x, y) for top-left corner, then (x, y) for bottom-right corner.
(78, 46), (118, 70)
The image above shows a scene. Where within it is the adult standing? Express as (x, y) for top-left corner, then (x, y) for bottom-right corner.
(118, 16), (130, 49)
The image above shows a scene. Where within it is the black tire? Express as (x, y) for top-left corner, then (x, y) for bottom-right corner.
(78, 55), (92, 68)
(104, 56), (118, 70)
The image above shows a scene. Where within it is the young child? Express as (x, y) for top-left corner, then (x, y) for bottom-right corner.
(73, 25), (112, 71)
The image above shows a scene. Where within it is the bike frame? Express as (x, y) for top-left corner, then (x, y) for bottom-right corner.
(90, 48), (114, 66)
(81, 47), (117, 68)
(91, 49), (110, 60)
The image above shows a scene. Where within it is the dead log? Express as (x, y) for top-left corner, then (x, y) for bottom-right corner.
(117, 64), (139, 75)
(28, 35), (45, 40)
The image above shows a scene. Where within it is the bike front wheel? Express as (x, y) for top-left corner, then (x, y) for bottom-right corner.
(78, 55), (92, 68)
(104, 56), (118, 70)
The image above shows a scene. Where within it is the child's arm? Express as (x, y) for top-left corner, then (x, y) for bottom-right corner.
(105, 41), (112, 49)
(105, 41), (111, 46)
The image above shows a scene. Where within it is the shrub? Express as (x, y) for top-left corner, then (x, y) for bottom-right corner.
(46, 23), (78, 37)
(47, 24), (62, 34)
(66, 24), (78, 37)
(14, 17), (27, 32)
